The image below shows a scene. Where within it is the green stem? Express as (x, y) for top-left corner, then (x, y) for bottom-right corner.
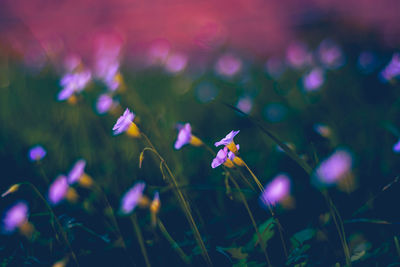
(130, 214), (151, 267)
(140, 132), (212, 266)
(158, 219), (191, 264)
(20, 182), (79, 266)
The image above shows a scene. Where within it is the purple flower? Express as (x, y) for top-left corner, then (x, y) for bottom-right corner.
(48, 175), (69, 205)
(113, 108), (135, 135)
(317, 39), (345, 69)
(315, 149), (352, 185)
(260, 174), (291, 206)
(236, 96), (253, 114)
(165, 53), (188, 73)
(67, 159), (86, 184)
(2, 201), (29, 233)
(215, 53), (242, 77)
(380, 53), (400, 82)
(227, 144), (240, 160)
(96, 94), (115, 114)
(28, 145), (46, 161)
(211, 147), (228, 168)
(303, 68), (324, 92)
(57, 70), (91, 101)
(120, 182), (146, 214)
(265, 57), (286, 79)
(174, 123), (192, 150)
(286, 41), (310, 69)
(393, 139), (400, 153)
(214, 130), (240, 147)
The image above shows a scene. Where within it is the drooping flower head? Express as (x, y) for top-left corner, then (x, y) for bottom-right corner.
(260, 173), (291, 206)
(67, 159), (86, 184)
(112, 108), (135, 135)
(120, 182), (146, 215)
(2, 201), (29, 234)
(314, 149), (353, 186)
(28, 145), (46, 161)
(48, 175), (69, 205)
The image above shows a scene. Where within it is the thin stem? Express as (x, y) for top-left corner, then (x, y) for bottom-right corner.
(240, 161), (289, 259)
(158, 219), (191, 264)
(130, 214), (151, 267)
(37, 162), (50, 185)
(140, 132), (212, 266)
(20, 182), (79, 266)
(323, 191), (351, 266)
(90, 183), (136, 266)
(226, 172), (272, 267)
(242, 161), (264, 193)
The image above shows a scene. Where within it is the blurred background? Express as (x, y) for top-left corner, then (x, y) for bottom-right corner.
(1, 0), (400, 266)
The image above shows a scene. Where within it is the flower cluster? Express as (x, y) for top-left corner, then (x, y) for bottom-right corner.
(211, 130), (244, 168)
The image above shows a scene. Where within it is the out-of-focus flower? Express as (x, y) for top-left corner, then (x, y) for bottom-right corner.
(2, 201), (29, 234)
(215, 53), (242, 77)
(113, 108), (140, 137)
(314, 123), (332, 138)
(174, 123), (202, 150)
(236, 96), (253, 114)
(317, 39), (345, 69)
(120, 182), (146, 215)
(96, 94), (117, 114)
(165, 53), (188, 73)
(393, 139), (400, 153)
(147, 40), (170, 65)
(57, 69), (92, 101)
(286, 41), (311, 69)
(380, 53), (400, 82)
(67, 159), (86, 184)
(302, 68), (324, 91)
(265, 57), (286, 79)
(28, 145), (46, 161)
(64, 54), (82, 72)
(260, 173), (291, 206)
(48, 175), (69, 205)
(314, 149), (353, 185)
(358, 51), (378, 74)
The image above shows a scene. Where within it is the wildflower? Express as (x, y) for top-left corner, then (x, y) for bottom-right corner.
(112, 108), (140, 137)
(380, 53), (400, 82)
(2, 201), (29, 233)
(214, 130), (240, 153)
(48, 175), (69, 205)
(67, 159), (85, 184)
(57, 70), (91, 101)
(120, 182), (147, 215)
(211, 147), (229, 168)
(165, 52), (188, 73)
(393, 139), (400, 153)
(314, 149), (352, 185)
(174, 123), (203, 150)
(96, 94), (116, 114)
(28, 145), (46, 161)
(317, 39), (345, 69)
(236, 96), (253, 114)
(260, 174), (291, 206)
(215, 53), (242, 77)
(286, 41), (310, 69)
(150, 191), (161, 227)
(302, 68), (324, 91)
